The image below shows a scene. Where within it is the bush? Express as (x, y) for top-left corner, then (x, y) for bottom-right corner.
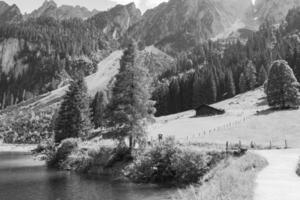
(125, 137), (223, 185)
(60, 149), (94, 172)
(47, 138), (79, 167)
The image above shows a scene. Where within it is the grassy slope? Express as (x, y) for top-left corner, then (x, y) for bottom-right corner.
(173, 153), (268, 200)
(150, 87), (300, 148)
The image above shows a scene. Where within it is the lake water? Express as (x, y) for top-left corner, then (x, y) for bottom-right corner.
(0, 152), (175, 200)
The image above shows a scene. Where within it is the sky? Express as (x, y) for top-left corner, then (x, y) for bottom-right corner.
(4, 0), (168, 14)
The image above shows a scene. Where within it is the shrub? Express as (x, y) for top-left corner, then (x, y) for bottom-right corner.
(125, 137), (224, 185)
(61, 149), (94, 172)
(47, 138), (79, 167)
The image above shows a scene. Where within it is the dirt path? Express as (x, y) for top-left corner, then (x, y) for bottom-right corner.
(254, 149), (300, 200)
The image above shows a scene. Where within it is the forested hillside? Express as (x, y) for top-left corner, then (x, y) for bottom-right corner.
(153, 7), (300, 116)
(0, 16), (116, 108)
(0, 2), (142, 109)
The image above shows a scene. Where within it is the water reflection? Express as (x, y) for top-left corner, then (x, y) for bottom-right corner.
(0, 152), (174, 200)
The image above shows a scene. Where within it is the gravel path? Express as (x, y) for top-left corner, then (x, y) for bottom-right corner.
(254, 149), (300, 200)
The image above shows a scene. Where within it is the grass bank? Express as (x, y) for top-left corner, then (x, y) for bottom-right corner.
(173, 152), (268, 200)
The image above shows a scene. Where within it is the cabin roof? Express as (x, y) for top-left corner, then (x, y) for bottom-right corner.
(195, 104), (224, 112)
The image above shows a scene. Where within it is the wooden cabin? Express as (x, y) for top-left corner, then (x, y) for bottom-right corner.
(195, 104), (225, 117)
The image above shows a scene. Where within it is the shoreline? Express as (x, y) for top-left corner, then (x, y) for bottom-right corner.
(0, 143), (37, 153)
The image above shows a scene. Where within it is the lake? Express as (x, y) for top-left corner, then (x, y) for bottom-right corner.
(0, 152), (175, 200)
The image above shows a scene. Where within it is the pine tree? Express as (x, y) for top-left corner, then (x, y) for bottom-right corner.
(206, 74), (217, 103)
(192, 71), (205, 108)
(225, 69), (236, 98)
(267, 60), (299, 109)
(180, 72), (194, 111)
(91, 91), (107, 128)
(153, 81), (170, 116)
(239, 73), (247, 93)
(244, 61), (257, 90)
(258, 66), (268, 86)
(108, 41), (155, 148)
(54, 76), (92, 143)
(169, 77), (181, 113)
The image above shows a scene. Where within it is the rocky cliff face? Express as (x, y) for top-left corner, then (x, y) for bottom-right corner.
(88, 3), (142, 40)
(254, 0), (300, 25)
(0, 38), (39, 77)
(126, 0), (252, 52)
(25, 0), (98, 20)
(0, 1), (22, 24)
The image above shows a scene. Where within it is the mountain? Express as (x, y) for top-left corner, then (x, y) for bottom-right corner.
(25, 0), (99, 20)
(253, 0), (300, 25)
(88, 3), (142, 40)
(0, 1), (22, 24)
(126, 0), (253, 53)
(0, 2), (142, 109)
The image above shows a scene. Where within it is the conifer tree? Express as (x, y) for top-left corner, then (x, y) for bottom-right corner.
(153, 81), (169, 116)
(225, 69), (236, 98)
(91, 91), (107, 128)
(267, 60), (299, 109)
(244, 61), (257, 90)
(169, 77), (181, 113)
(108, 41), (155, 148)
(54, 76), (92, 143)
(192, 71), (205, 107)
(180, 72), (194, 111)
(258, 66), (268, 86)
(239, 73), (247, 93)
(205, 74), (217, 103)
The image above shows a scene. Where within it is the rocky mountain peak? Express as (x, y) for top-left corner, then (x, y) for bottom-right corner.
(42, 0), (57, 9)
(126, 0), (252, 52)
(88, 3), (142, 40)
(253, 0), (300, 24)
(0, 1), (22, 24)
(25, 0), (98, 20)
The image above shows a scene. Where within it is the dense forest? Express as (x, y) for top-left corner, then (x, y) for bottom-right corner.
(153, 8), (300, 116)
(0, 16), (118, 109)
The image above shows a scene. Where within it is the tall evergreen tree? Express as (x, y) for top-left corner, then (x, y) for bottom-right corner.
(91, 91), (107, 129)
(192, 70), (205, 107)
(180, 72), (194, 111)
(108, 41), (155, 148)
(169, 77), (181, 113)
(239, 73), (247, 93)
(267, 60), (299, 109)
(153, 81), (170, 116)
(206, 74), (217, 103)
(258, 66), (268, 86)
(225, 69), (236, 98)
(54, 76), (92, 143)
(244, 61), (257, 90)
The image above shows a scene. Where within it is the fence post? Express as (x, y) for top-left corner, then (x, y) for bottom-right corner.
(226, 141), (229, 153)
(285, 140), (288, 149)
(269, 141), (272, 149)
(250, 141), (254, 149)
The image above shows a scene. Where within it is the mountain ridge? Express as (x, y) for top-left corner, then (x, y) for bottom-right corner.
(24, 0), (99, 20)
